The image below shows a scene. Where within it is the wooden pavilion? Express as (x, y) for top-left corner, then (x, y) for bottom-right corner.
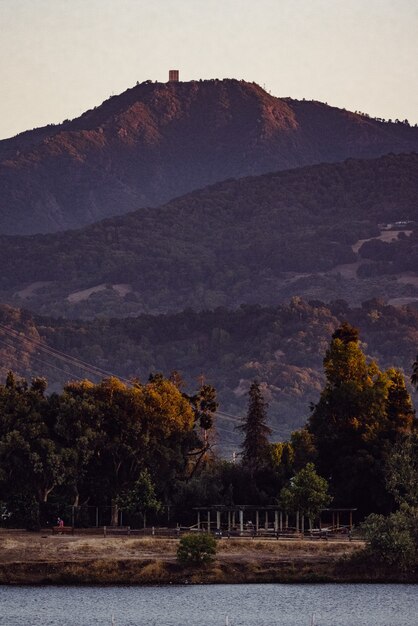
(193, 505), (356, 534)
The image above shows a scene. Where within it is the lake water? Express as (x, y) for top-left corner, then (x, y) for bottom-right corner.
(0, 583), (416, 626)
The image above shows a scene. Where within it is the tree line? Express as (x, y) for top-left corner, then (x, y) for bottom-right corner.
(2, 297), (418, 446)
(0, 373), (217, 528)
(0, 323), (417, 540)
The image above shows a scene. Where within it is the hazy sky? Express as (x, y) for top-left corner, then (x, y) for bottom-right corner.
(0, 0), (417, 139)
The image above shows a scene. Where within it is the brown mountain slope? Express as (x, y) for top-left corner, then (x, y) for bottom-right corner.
(1, 79), (418, 235)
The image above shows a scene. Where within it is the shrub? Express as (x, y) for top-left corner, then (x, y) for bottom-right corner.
(177, 533), (217, 565)
(361, 508), (417, 572)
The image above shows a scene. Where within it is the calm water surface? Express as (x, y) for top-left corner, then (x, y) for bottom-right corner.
(0, 584), (417, 626)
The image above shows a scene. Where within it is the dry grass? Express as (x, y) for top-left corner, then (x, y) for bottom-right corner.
(0, 531), (372, 585)
(138, 560), (168, 581)
(0, 533), (179, 564)
(217, 538), (362, 559)
(0, 531), (361, 567)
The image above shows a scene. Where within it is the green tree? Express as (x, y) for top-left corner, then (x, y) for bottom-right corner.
(308, 323), (416, 514)
(386, 432), (418, 508)
(59, 376), (195, 525)
(177, 533), (217, 565)
(385, 369), (415, 440)
(237, 381), (272, 474)
(361, 432), (418, 574)
(289, 428), (317, 472)
(0, 373), (65, 506)
(55, 379), (103, 506)
(361, 508), (417, 572)
(97, 376), (195, 524)
(116, 469), (161, 522)
(280, 463), (331, 527)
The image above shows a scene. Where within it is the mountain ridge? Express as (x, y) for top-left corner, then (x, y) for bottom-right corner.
(2, 79), (418, 235)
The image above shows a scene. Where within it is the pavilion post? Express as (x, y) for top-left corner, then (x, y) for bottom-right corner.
(337, 512), (340, 529)
(197, 511), (201, 530)
(216, 510), (221, 530)
(280, 511), (283, 532)
(296, 511), (299, 532)
(239, 509), (244, 534)
(274, 510), (278, 532)
(207, 510), (211, 533)
(301, 514), (305, 536)
(255, 510), (259, 532)
(285, 513), (288, 529)
(265, 511), (269, 530)
(232, 511), (236, 529)
(228, 511), (231, 531)
(349, 510), (353, 530)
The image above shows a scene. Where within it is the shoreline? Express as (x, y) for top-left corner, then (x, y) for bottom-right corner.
(1, 558), (416, 586)
(0, 533), (415, 586)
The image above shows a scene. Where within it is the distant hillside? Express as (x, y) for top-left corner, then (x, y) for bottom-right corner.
(0, 153), (418, 319)
(0, 299), (417, 447)
(1, 79), (418, 234)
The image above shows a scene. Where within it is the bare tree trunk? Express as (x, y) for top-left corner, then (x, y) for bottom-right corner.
(73, 491), (80, 507)
(39, 486), (54, 503)
(111, 500), (119, 526)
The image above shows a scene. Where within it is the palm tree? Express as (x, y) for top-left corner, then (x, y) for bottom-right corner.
(412, 356), (418, 389)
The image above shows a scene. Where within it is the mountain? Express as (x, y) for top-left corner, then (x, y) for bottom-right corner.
(1, 298), (417, 445)
(1, 79), (418, 235)
(0, 153), (418, 319)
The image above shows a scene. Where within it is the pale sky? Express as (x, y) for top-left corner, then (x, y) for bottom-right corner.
(0, 0), (417, 140)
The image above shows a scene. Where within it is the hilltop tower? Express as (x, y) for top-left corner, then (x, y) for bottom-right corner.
(168, 69), (179, 82)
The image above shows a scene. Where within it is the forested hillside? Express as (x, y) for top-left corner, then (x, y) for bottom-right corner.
(0, 152), (417, 319)
(1, 79), (418, 235)
(1, 298), (417, 448)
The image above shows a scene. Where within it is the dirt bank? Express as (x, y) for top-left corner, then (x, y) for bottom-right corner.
(0, 531), (406, 585)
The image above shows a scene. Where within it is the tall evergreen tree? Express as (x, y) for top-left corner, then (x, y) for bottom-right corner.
(237, 381), (272, 474)
(308, 323), (416, 515)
